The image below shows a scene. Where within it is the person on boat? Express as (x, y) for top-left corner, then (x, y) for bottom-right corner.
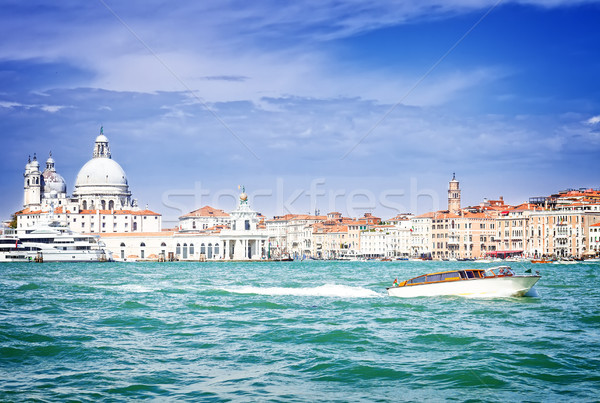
(393, 278), (399, 287)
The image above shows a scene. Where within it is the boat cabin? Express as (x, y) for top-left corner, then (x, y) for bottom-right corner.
(399, 267), (514, 287)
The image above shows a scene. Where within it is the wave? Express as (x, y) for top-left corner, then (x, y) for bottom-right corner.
(221, 283), (381, 298)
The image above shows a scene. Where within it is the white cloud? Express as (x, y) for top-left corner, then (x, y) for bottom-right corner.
(0, 101), (66, 113)
(40, 105), (67, 113)
(586, 115), (600, 125)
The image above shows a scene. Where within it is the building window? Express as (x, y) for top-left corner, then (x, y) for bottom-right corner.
(176, 243), (181, 255)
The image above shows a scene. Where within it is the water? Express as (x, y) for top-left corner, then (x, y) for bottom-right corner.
(1, 261), (599, 401)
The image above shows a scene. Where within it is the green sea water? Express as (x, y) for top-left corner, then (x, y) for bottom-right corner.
(1, 260), (599, 401)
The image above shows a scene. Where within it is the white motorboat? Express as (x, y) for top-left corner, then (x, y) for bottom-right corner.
(387, 266), (540, 298)
(0, 220), (111, 262)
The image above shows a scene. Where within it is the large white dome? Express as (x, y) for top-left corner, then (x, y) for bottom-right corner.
(74, 158), (128, 187)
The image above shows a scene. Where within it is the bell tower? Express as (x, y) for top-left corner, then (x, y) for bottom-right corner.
(23, 154), (42, 209)
(448, 173), (461, 214)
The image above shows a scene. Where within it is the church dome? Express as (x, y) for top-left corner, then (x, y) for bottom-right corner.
(72, 129), (131, 200)
(74, 158), (128, 188)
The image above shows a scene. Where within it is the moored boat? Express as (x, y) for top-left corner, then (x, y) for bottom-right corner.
(387, 266), (540, 298)
(0, 219), (111, 263)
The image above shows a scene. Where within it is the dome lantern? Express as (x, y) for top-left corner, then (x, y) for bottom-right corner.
(93, 126), (111, 159)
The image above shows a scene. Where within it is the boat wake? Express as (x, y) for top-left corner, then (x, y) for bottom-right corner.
(221, 283), (381, 298)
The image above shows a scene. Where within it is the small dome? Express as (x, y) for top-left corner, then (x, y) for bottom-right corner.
(95, 134), (109, 143)
(75, 158), (128, 187)
(43, 170), (67, 194)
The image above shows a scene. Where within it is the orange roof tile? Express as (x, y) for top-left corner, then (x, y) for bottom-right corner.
(180, 206), (229, 218)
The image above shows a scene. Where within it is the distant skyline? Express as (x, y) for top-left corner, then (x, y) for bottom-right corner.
(1, 1), (599, 226)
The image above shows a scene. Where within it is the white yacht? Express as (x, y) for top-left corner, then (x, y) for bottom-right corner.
(0, 220), (111, 263)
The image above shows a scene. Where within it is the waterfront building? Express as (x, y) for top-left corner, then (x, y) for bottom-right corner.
(286, 214), (327, 258)
(311, 217), (349, 259)
(458, 211), (497, 258)
(17, 128), (161, 233)
(430, 212), (459, 259)
(179, 206), (230, 232)
(494, 204), (538, 257)
(526, 206), (600, 258)
(264, 214), (295, 257)
(590, 222), (600, 255)
(360, 225), (395, 258)
(219, 189), (268, 259)
(410, 212), (433, 258)
(387, 214), (414, 258)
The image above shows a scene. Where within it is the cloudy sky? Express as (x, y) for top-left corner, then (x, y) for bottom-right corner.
(1, 0), (599, 225)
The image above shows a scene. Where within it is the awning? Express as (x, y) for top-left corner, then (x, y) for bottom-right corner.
(486, 250), (523, 257)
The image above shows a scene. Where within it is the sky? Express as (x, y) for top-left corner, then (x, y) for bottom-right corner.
(1, 0), (599, 226)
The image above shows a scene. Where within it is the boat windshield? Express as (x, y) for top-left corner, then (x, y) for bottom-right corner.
(484, 266), (514, 277)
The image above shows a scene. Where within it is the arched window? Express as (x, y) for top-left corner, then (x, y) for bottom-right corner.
(82, 200), (87, 210)
(161, 242), (166, 247)
(201, 243), (206, 255)
(189, 243), (194, 255)
(101, 200), (106, 210)
(108, 200), (114, 210)
(183, 243), (188, 259)
(133, 222), (137, 231)
(214, 243), (219, 256)
(140, 242), (146, 247)
(120, 242), (126, 247)
(245, 220), (250, 230)
(27, 179), (29, 186)
(176, 243), (181, 255)
(207, 243), (213, 259)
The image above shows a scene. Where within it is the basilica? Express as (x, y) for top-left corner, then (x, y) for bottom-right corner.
(18, 128), (162, 233)
(16, 128), (268, 261)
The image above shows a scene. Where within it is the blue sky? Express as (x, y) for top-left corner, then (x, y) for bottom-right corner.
(1, 0), (599, 226)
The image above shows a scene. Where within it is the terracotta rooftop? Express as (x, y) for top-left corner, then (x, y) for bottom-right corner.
(180, 205), (229, 219)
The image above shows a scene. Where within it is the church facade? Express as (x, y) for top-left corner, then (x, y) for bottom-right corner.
(17, 128), (161, 233)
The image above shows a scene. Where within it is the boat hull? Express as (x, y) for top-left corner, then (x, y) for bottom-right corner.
(387, 276), (540, 298)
